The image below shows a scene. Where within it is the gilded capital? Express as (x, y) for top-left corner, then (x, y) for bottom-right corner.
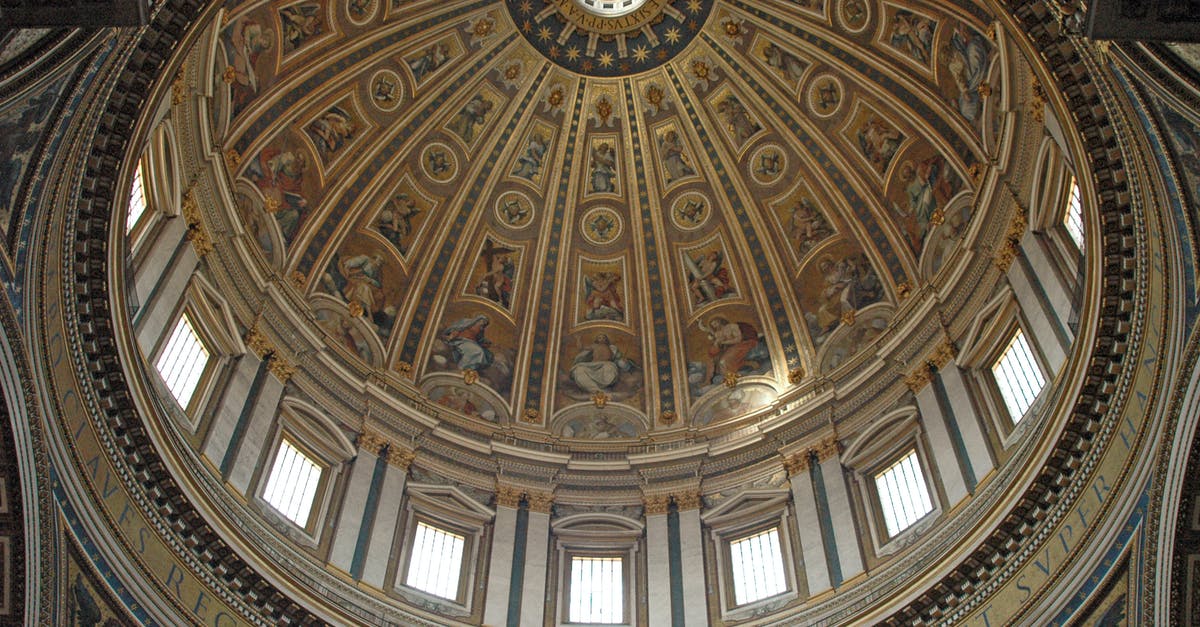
(904, 363), (933, 393)
(495, 484), (523, 508)
(783, 452), (810, 476)
(673, 490), (702, 511)
(267, 354), (296, 382)
(387, 447), (416, 469)
(642, 493), (671, 515)
(814, 437), (843, 462)
(245, 323), (274, 359)
(357, 430), (388, 456)
(929, 340), (958, 370)
(526, 490), (555, 513)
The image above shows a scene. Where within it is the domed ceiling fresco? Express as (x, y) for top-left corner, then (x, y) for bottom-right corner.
(212, 0), (1002, 438)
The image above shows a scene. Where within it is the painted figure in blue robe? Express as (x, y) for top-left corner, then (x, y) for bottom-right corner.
(442, 315), (494, 371)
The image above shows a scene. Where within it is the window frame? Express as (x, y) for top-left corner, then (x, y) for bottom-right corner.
(700, 488), (797, 619)
(989, 327), (1048, 425)
(842, 412), (943, 556)
(551, 513), (643, 627)
(259, 436), (326, 528)
(128, 119), (184, 263)
(970, 314), (1052, 446)
(871, 449), (935, 539)
(251, 403), (353, 545)
(391, 483), (493, 613)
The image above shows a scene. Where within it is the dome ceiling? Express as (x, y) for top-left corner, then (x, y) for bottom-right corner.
(214, 0), (1002, 436)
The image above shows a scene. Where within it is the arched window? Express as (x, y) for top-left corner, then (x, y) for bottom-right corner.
(1063, 177), (1084, 250)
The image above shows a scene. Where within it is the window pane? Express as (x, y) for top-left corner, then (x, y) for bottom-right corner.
(261, 439), (323, 526)
(991, 330), (1046, 422)
(154, 313), (211, 408)
(1064, 178), (1084, 250)
(729, 528), (788, 605)
(406, 522), (466, 601)
(127, 162), (148, 233)
(874, 450), (933, 537)
(569, 556), (623, 623)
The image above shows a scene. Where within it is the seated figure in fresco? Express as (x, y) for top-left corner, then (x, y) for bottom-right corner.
(703, 317), (764, 385)
(441, 315), (494, 371)
(570, 334), (636, 393)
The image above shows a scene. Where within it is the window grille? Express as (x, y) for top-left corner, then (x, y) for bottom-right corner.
(405, 522), (466, 600)
(127, 162), (148, 232)
(1064, 178), (1084, 250)
(992, 329), (1045, 422)
(155, 313), (210, 407)
(728, 528), (787, 605)
(568, 556), (624, 624)
(875, 450), (934, 537)
(261, 439), (323, 526)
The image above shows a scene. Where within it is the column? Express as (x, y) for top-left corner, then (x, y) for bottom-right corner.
(133, 217), (197, 349)
(644, 495), (673, 626)
(483, 486), (522, 627)
(785, 453), (831, 595)
(201, 353), (261, 466)
(360, 446), (414, 587)
(1009, 241), (1069, 372)
(224, 356), (288, 494)
(911, 364), (970, 505)
(939, 360), (995, 483)
(1021, 230), (1078, 343)
(674, 492), (708, 627)
(813, 440), (863, 582)
(327, 437), (380, 574)
(520, 491), (553, 627)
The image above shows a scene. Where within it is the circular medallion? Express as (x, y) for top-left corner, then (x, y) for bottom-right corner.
(369, 69), (403, 112)
(420, 142), (459, 183)
(581, 207), (623, 244)
(507, 0), (715, 77)
(749, 144), (787, 185)
(807, 73), (843, 118)
(837, 0), (871, 33)
(670, 192), (711, 230)
(495, 191), (536, 229)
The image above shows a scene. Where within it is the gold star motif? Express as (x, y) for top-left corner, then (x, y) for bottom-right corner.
(582, 60), (594, 72)
(519, 0), (532, 12)
(548, 45), (560, 58)
(538, 25), (553, 41)
(566, 46), (581, 61)
(687, 0), (702, 12)
(522, 19), (533, 33)
(633, 45), (650, 62)
(598, 52), (614, 67)
(665, 27), (681, 44)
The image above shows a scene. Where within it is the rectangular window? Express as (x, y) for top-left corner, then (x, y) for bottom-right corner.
(154, 313), (211, 408)
(261, 439), (323, 526)
(127, 162), (148, 233)
(875, 450), (934, 537)
(568, 556), (623, 624)
(405, 522), (466, 600)
(1064, 179), (1084, 250)
(992, 329), (1046, 422)
(728, 528), (787, 606)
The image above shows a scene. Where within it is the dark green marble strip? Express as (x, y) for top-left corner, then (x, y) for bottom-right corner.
(524, 78), (586, 409)
(398, 63), (552, 364)
(665, 64), (801, 368)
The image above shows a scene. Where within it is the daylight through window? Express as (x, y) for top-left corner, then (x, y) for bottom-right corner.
(1064, 178), (1084, 250)
(992, 329), (1045, 422)
(127, 162), (148, 233)
(261, 439), (322, 526)
(154, 313), (210, 407)
(729, 528), (787, 605)
(875, 450), (934, 537)
(568, 556), (623, 624)
(405, 522), (466, 600)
